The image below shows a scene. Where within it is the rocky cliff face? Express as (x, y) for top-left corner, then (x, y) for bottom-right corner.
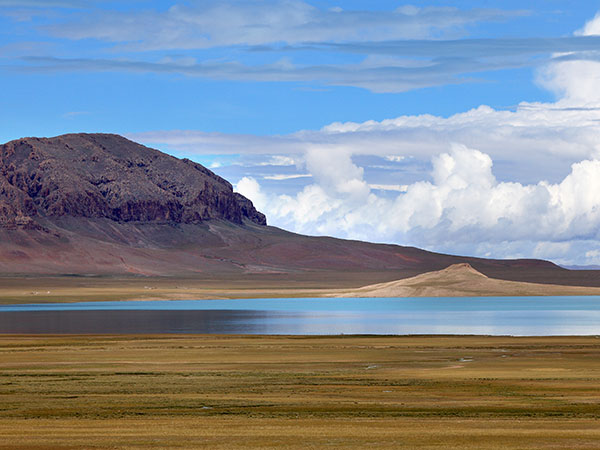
(0, 133), (266, 229)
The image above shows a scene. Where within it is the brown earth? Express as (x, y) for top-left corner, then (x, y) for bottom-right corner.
(2, 218), (600, 290)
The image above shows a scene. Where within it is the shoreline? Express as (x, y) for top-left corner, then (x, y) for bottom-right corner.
(3, 269), (600, 304)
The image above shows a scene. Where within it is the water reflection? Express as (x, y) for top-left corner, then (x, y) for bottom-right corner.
(1, 297), (600, 335)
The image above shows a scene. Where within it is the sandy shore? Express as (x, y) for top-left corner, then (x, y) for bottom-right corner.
(2, 263), (600, 304)
(328, 263), (600, 297)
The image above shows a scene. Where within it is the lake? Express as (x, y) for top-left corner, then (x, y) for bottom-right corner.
(0, 296), (599, 335)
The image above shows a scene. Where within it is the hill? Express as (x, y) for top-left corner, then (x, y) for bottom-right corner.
(329, 263), (600, 297)
(0, 133), (265, 230)
(1, 133), (599, 295)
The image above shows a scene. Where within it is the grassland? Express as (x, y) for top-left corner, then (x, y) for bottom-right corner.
(1, 335), (599, 449)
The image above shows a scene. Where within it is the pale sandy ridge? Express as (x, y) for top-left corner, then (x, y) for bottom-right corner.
(328, 263), (600, 297)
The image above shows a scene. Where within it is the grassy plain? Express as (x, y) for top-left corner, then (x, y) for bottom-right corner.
(1, 335), (599, 449)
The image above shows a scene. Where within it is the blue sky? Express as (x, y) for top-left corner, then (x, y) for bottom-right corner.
(2, 1), (600, 265)
(1, 0), (596, 140)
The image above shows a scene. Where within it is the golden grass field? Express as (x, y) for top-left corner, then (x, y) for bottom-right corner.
(1, 335), (599, 449)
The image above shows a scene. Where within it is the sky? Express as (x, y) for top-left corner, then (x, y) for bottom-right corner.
(2, 1), (600, 266)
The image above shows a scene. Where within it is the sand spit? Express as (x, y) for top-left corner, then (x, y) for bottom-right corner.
(329, 263), (600, 297)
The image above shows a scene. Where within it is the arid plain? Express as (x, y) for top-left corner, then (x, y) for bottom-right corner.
(3, 263), (600, 305)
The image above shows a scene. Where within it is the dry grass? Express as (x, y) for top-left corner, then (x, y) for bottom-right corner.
(1, 335), (599, 448)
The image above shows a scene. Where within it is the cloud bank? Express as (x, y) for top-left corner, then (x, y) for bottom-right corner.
(235, 13), (600, 264)
(9, 2), (599, 93)
(45, 1), (525, 50)
(237, 145), (600, 260)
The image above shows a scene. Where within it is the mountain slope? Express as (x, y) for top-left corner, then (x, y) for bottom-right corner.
(1, 133), (599, 290)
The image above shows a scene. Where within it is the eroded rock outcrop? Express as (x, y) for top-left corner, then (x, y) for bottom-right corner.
(0, 133), (266, 229)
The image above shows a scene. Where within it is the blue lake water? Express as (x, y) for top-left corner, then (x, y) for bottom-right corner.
(1, 296), (599, 335)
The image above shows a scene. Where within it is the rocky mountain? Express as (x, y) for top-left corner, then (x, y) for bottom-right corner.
(0, 133), (265, 230)
(1, 133), (598, 290)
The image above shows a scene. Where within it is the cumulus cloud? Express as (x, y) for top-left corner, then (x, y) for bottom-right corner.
(236, 145), (600, 262)
(133, 98), (600, 186)
(537, 13), (600, 106)
(231, 12), (600, 264)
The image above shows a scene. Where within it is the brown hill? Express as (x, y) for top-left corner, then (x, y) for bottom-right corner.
(1, 133), (599, 291)
(0, 133), (265, 229)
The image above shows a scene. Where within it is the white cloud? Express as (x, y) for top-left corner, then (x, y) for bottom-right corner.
(258, 155), (299, 167)
(45, 2), (524, 50)
(152, 11), (600, 264)
(538, 13), (600, 106)
(584, 249), (600, 265)
(236, 145), (600, 263)
(369, 184), (408, 192)
(133, 99), (600, 186)
(263, 174), (311, 181)
(9, 2), (600, 94)
(576, 11), (600, 36)
(235, 177), (268, 212)
(384, 155), (405, 163)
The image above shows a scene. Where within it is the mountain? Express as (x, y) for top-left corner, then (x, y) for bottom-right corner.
(1, 133), (599, 290)
(0, 133), (265, 230)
